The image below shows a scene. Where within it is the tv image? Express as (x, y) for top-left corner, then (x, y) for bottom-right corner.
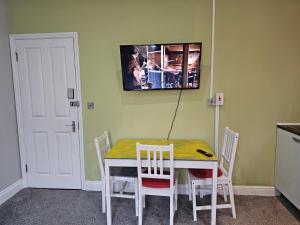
(120, 43), (202, 91)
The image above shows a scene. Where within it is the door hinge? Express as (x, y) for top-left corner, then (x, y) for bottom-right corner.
(25, 164), (28, 173)
(15, 52), (19, 62)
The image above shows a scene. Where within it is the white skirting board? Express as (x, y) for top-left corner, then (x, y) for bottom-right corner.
(84, 181), (277, 196)
(84, 181), (103, 191)
(177, 184), (277, 196)
(0, 179), (24, 206)
(0, 180), (276, 207)
(233, 185), (277, 196)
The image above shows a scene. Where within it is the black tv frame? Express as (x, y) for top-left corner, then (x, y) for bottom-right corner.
(120, 42), (202, 91)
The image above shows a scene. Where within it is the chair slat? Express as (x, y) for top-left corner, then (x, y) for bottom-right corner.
(224, 133), (232, 162)
(228, 135), (234, 161)
(147, 150), (151, 174)
(136, 143), (174, 180)
(224, 134), (230, 159)
(153, 151), (157, 175)
(160, 151), (163, 175)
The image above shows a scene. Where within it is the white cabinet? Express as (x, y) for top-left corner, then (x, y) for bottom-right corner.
(275, 126), (300, 209)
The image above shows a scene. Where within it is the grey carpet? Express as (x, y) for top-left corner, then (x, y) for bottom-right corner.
(0, 188), (299, 225)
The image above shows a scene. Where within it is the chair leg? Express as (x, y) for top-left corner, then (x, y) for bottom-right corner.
(175, 194), (178, 211)
(228, 182), (236, 218)
(138, 190), (143, 225)
(187, 171), (192, 201)
(102, 181), (106, 213)
(192, 182), (197, 221)
(175, 176), (178, 211)
(110, 179), (114, 194)
(170, 192), (174, 225)
(222, 184), (228, 202)
(135, 180), (139, 217)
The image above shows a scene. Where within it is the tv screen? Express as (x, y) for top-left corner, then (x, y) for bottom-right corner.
(120, 43), (202, 91)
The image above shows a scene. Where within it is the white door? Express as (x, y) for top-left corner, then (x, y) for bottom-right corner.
(14, 35), (82, 189)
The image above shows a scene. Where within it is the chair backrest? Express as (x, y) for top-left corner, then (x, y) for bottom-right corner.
(94, 130), (111, 179)
(219, 127), (239, 179)
(136, 143), (174, 187)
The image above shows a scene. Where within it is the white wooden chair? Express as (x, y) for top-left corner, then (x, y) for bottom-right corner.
(187, 127), (239, 221)
(94, 131), (138, 216)
(136, 143), (178, 225)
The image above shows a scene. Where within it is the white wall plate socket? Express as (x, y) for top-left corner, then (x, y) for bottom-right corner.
(216, 92), (224, 105)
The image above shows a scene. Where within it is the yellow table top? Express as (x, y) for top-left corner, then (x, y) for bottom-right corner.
(105, 139), (217, 161)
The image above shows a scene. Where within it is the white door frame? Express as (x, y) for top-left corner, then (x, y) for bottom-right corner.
(9, 32), (85, 189)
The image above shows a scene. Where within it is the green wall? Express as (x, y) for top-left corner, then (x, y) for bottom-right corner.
(7, 0), (300, 185)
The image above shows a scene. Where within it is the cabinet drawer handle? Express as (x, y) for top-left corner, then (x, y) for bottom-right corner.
(292, 137), (300, 143)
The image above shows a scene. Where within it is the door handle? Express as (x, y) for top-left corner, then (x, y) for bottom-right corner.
(292, 137), (300, 143)
(65, 121), (76, 132)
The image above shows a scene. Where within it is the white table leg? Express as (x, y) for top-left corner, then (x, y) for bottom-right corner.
(211, 162), (217, 225)
(105, 161), (112, 225)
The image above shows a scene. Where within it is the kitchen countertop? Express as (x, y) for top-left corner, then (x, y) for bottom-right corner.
(277, 125), (300, 136)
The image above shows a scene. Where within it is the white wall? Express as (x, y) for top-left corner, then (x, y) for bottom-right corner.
(0, 0), (21, 191)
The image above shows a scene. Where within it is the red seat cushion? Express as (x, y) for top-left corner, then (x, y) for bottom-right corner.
(189, 168), (223, 179)
(142, 170), (175, 188)
(142, 178), (172, 188)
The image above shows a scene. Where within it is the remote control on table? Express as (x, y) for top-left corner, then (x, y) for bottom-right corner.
(196, 149), (213, 157)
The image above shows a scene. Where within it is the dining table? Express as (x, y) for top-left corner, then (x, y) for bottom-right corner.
(104, 138), (218, 225)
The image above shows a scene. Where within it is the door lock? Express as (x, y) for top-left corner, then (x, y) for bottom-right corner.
(65, 121), (76, 132)
(70, 101), (80, 107)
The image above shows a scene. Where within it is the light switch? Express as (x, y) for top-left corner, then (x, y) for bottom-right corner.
(87, 102), (94, 110)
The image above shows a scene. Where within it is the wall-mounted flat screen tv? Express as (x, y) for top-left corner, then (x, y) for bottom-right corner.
(120, 43), (202, 91)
